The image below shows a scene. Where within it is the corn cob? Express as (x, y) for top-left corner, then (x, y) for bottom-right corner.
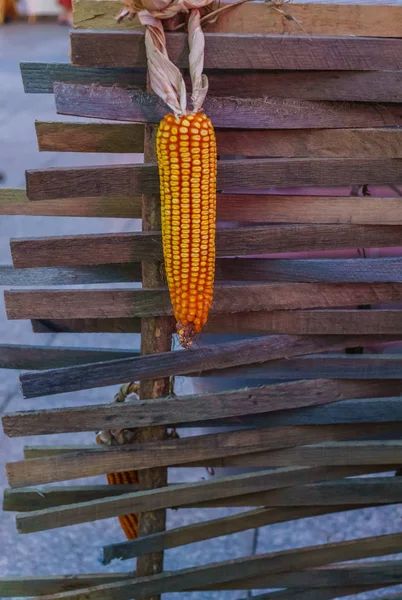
(157, 112), (217, 348)
(107, 471), (139, 539)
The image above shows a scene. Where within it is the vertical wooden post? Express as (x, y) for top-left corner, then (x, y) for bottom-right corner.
(137, 122), (172, 588)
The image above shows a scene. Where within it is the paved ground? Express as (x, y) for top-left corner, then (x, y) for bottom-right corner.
(1, 19), (402, 600)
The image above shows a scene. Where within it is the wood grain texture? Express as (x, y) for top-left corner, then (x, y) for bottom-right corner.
(27, 65), (402, 102)
(14, 465), (382, 532)
(0, 344), (137, 370)
(35, 122), (145, 153)
(20, 441), (402, 470)
(20, 62), (145, 94)
(0, 574), (133, 597)
(23, 532), (402, 599)
(12, 226), (402, 268)
(7, 419), (391, 486)
(3, 257), (402, 287)
(18, 335), (395, 398)
(0, 189), (139, 218)
(55, 84), (402, 129)
(72, 0), (402, 37)
(7, 285), (402, 319)
(5, 379), (395, 436)
(71, 32), (402, 71)
(36, 124), (402, 159)
(249, 586), (396, 600)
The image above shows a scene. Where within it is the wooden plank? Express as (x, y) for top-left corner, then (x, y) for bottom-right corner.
(20, 441), (402, 470)
(55, 84), (402, 129)
(70, 31), (402, 72)
(28, 67), (402, 102)
(198, 354), (402, 381)
(7, 286), (402, 319)
(11, 227), (402, 268)
(0, 344), (137, 370)
(0, 574), (133, 597)
(72, 0), (402, 37)
(3, 485), (139, 512)
(3, 257), (402, 287)
(23, 532), (402, 599)
(7, 420), (392, 486)
(247, 587), (396, 600)
(14, 465), (385, 533)
(18, 334), (396, 398)
(0, 264), (142, 286)
(102, 506), (368, 563)
(36, 124), (402, 159)
(35, 122), (144, 154)
(4, 380), (399, 436)
(20, 62), (145, 94)
(30, 318), (142, 334)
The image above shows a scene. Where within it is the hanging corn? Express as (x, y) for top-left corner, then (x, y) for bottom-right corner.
(119, 2), (217, 347)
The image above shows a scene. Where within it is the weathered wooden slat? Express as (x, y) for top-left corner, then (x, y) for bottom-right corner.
(20, 441), (402, 470)
(248, 587), (398, 600)
(19, 334), (396, 398)
(14, 465), (387, 533)
(197, 354), (402, 381)
(55, 84), (402, 129)
(3, 258), (402, 287)
(12, 227), (402, 268)
(22, 532), (402, 599)
(70, 31), (402, 71)
(102, 505), (371, 563)
(6, 285), (402, 319)
(8, 419), (393, 486)
(37, 124), (402, 159)
(4, 380), (399, 436)
(20, 62), (146, 94)
(0, 574), (133, 597)
(0, 189), (139, 218)
(0, 264), (143, 286)
(72, 0), (402, 37)
(26, 66), (402, 102)
(3, 485), (139, 512)
(0, 344), (137, 370)
(30, 318), (142, 333)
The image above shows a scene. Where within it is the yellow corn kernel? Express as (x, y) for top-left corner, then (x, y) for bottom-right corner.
(157, 112), (216, 347)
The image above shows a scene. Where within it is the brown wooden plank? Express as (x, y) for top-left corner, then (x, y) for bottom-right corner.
(11, 226), (402, 268)
(18, 334), (397, 398)
(14, 465), (384, 532)
(0, 344), (137, 370)
(30, 318), (142, 333)
(0, 188), (139, 218)
(36, 124), (402, 159)
(72, 0), (402, 37)
(4, 380), (400, 437)
(23, 532), (402, 599)
(71, 32), (402, 71)
(35, 122), (144, 153)
(27, 65), (402, 102)
(7, 417), (391, 486)
(20, 441), (402, 470)
(102, 506), (370, 563)
(7, 286), (402, 320)
(55, 84), (402, 129)
(0, 574), (133, 598)
(0, 264), (143, 286)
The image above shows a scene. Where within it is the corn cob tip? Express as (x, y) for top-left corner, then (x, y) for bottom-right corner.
(177, 322), (195, 348)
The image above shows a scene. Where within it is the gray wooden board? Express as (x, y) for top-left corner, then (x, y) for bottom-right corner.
(14, 466), (393, 533)
(18, 335), (402, 398)
(0, 264), (142, 285)
(0, 574), (133, 597)
(55, 84), (402, 129)
(4, 380), (400, 436)
(70, 32), (402, 71)
(0, 344), (137, 370)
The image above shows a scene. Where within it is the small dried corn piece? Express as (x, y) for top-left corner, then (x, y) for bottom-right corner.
(157, 112), (217, 347)
(107, 471), (139, 540)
